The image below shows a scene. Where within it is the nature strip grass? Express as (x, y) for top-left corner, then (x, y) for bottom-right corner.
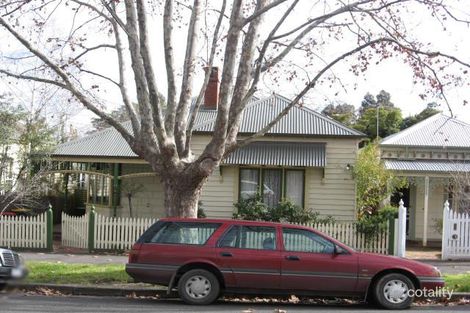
(444, 273), (470, 293)
(25, 262), (131, 285)
(25, 261), (470, 293)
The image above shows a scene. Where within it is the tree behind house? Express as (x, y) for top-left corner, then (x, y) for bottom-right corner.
(353, 142), (407, 217)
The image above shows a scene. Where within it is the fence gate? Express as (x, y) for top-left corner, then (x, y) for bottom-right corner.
(61, 212), (88, 249)
(442, 201), (470, 260)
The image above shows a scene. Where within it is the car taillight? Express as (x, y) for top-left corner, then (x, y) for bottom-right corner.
(129, 252), (139, 263)
(128, 243), (142, 263)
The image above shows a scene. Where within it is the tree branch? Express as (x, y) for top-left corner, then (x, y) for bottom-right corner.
(111, 0), (140, 137)
(174, 0), (202, 156)
(69, 44), (115, 64)
(0, 15), (134, 145)
(163, 0), (178, 135)
(0, 69), (67, 88)
(183, 0), (227, 158)
(135, 0), (167, 144)
(225, 37), (392, 155)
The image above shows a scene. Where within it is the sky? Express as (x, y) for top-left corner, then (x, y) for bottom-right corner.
(0, 0), (469, 135)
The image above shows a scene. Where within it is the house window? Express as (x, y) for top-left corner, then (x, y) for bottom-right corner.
(285, 170), (304, 207)
(88, 174), (111, 206)
(263, 169), (282, 207)
(239, 168), (305, 207)
(240, 168), (260, 200)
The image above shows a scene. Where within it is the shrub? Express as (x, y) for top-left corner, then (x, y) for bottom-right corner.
(233, 195), (334, 225)
(233, 194), (268, 221)
(356, 205), (397, 239)
(197, 201), (207, 218)
(354, 142), (407, 218)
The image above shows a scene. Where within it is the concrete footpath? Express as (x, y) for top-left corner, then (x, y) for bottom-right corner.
(21, 252), (128, 264)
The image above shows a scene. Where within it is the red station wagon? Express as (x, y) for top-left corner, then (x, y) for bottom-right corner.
(126, 218), (444, 309)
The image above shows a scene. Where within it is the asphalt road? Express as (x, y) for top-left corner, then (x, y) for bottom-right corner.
(1, 294), (470, 313)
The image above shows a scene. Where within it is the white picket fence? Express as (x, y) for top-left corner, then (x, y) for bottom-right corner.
(442, 201), (470, 260)
(62, 212), (88, 249)
(0, 213), (48, 249)
(94, 214), (156, 250)
(61, 212), (389, 253)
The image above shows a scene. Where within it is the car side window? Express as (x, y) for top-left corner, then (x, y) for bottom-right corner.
(282, 228), (335, 254)
(150, 222), (221, 245)
(218, 225), (276, 250)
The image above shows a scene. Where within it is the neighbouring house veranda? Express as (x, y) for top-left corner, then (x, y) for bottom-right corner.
(380, 113), (470, 247)
(47, 93), (365, 221)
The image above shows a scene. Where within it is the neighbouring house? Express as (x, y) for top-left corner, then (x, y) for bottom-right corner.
(380, 113), (470, 246)
(49, 73), (364, 220)
(0, 144), (20, 195)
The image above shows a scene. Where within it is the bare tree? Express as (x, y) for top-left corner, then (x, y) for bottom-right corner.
(448, 169), (470, 213)
(121, 180), (144, 218)
(0, 1), (469, 217)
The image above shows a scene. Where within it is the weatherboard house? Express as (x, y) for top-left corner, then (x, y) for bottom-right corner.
(380, 113), (470, 246)
(51, 93), (365, 221)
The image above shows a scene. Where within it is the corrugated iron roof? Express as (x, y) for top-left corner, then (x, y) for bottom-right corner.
(54, 94), (363, 158)
(384, 159), (470, 173)
(194, 94), (364, 136)
(224, 142), (325, 167)
(381, 113), (470, 148)
(54, 121), (138, 158)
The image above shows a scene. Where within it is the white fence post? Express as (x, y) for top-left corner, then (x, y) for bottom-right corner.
(441, 200), (450, 260)
(396, 199), (407, 258)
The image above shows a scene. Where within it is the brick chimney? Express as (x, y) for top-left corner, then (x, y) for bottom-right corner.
(203, 67), (219, 110)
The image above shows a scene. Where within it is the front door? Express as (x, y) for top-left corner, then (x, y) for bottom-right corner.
(280, 227), (358, 294)
(216, 225), (281, 290)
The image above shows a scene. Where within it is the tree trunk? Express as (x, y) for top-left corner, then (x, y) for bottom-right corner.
(163, 176), (205, 218)
(127, 194), (133, 218)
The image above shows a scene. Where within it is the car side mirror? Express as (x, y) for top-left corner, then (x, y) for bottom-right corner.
(334, 244), (347, 255)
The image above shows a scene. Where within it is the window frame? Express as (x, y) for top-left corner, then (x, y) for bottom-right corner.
(238, 167), (305, 207)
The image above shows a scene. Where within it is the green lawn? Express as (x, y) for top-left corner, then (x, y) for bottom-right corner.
(25, 261), (470, 293)
(26, 262), (131, 285)
(444, 273), (470, 292)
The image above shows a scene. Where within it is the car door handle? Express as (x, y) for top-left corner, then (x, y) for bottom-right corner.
(285, 255), (300, 261)
(220, 252), (233, 257)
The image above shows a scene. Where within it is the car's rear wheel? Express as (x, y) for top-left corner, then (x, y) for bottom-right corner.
(177, 269), (220, 305)
(373, 273), (415, 310)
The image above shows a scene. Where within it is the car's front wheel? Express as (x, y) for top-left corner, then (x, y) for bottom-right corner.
(373, 273), (415, 310)
(177, 269), (220, 305)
